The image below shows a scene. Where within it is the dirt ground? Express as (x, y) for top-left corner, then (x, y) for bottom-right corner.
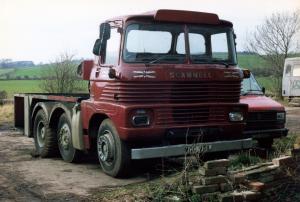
(285, 107), (300, 133)
(0, 107), (299, 201)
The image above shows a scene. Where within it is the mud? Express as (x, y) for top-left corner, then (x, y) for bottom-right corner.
(0, 129), (147, 201)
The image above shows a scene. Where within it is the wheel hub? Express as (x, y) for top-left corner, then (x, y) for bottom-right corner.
(37, 121), (45, 147)
(98, 131), (114, 163)
(59, 124), (71, 150)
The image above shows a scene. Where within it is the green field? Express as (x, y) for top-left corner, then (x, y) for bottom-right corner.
(14, 66), (49, 78)
(0, 65), (49, 79)
(256, 76), (275, 91)
(0, 80), (42, 97)
(237, 54), (268, 69)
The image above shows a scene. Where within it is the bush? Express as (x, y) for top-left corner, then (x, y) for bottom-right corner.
(0, 90), (7, 100)
(39, 53), (83, 93)
(229, 152), (262, 170)
(272, 134), (297, 157)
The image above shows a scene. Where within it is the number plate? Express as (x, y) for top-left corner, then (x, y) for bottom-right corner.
(185, 144), (212, 154)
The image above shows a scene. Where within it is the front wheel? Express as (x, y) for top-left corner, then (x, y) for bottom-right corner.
(257, 138), (274, 149)
(97, 119), (131, 177)
(57, 113), (81, 163)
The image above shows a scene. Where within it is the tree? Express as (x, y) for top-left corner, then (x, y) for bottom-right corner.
(0, 58), (12, 68)
(40, 53), (82, 93)
(246, 10), (300, 98)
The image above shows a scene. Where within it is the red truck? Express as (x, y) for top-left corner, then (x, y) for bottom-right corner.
(240, 73), (288, 148)
(14, 10), (253, 177)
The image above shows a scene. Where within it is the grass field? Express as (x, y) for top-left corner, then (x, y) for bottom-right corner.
(0, 80), (88, 98)
(0, 65), (49, 79)
(237, 54), (268, 69)
(0, 80), (42, 97)
(13, 66), (49, 78)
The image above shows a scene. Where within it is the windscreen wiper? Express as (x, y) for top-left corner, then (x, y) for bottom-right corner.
(241, 90), (263, 96)
(147, 55), (181, 64)
(192, 59), (230, 68)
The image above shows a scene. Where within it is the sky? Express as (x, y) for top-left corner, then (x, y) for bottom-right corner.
(0, 0), (299, 64)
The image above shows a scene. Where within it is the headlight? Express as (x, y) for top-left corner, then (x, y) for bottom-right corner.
(131, 109), (150, 127)
(229, 112), (244, 122)
(277, 112), (285, 121)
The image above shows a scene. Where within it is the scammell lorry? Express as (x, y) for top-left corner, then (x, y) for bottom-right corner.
(14, 9), (253, 177)
(240, 73), (288, 148)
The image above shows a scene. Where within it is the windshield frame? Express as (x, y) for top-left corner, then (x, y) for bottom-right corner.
(122, 21), (237, 65)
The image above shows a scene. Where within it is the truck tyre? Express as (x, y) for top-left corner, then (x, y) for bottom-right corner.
(33, 109), (58, 157)
(97, 119), (131, 177)
(258, 138), (274, 149)
(57, 113), (81, 163)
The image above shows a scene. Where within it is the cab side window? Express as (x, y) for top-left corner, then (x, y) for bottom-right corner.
(292, 65), (300, 76)
(105, 28), (121, 65)
(285, 64), (292, 76)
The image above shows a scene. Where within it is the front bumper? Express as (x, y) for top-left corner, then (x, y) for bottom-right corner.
(243, 128), (289, 139)
(131, 138), (253, 159)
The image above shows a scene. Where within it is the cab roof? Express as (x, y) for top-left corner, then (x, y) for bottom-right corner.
(106, 9), (233, 27)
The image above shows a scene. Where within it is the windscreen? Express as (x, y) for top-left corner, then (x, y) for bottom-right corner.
(123, 22), (237, 64)
(241, 74), (263, 95)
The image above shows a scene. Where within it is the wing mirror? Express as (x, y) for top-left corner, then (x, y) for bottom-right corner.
(261, 86), (266, 94)
(242, 69), (251, 78)
(92, 23), (111, 56)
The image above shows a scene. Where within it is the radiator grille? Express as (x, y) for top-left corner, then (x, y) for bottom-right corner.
(101, 81), (241, 103)
(246, 112), (278, 130)
(155, 106), (227, 126)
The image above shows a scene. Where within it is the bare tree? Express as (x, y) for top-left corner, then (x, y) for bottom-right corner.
(246, 10), (300, 98)
(40, 53), (82, 93)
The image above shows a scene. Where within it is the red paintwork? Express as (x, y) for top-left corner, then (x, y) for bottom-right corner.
(154, 9), (219, 24)
(77, 9), (250, 147)
(240, 94), (287, 137)
(47, 95), (79, 102)
(80, 60), (94, 80)
(240, 95), (284, 112)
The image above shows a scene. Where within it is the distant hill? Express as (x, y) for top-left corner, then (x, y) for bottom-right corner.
(0, 60), (35, 68)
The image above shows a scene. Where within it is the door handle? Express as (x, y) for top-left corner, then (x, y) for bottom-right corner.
(95, 68), (100, 77)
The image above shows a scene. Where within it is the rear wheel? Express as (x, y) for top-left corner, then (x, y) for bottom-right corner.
(57, 113), (81, 162)
(97, 119), (131, 177)
(33, 109), (58, 157)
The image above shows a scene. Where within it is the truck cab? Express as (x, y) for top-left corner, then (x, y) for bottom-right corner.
(240, 73), (288, 148)
(15, 10), (253, 177)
